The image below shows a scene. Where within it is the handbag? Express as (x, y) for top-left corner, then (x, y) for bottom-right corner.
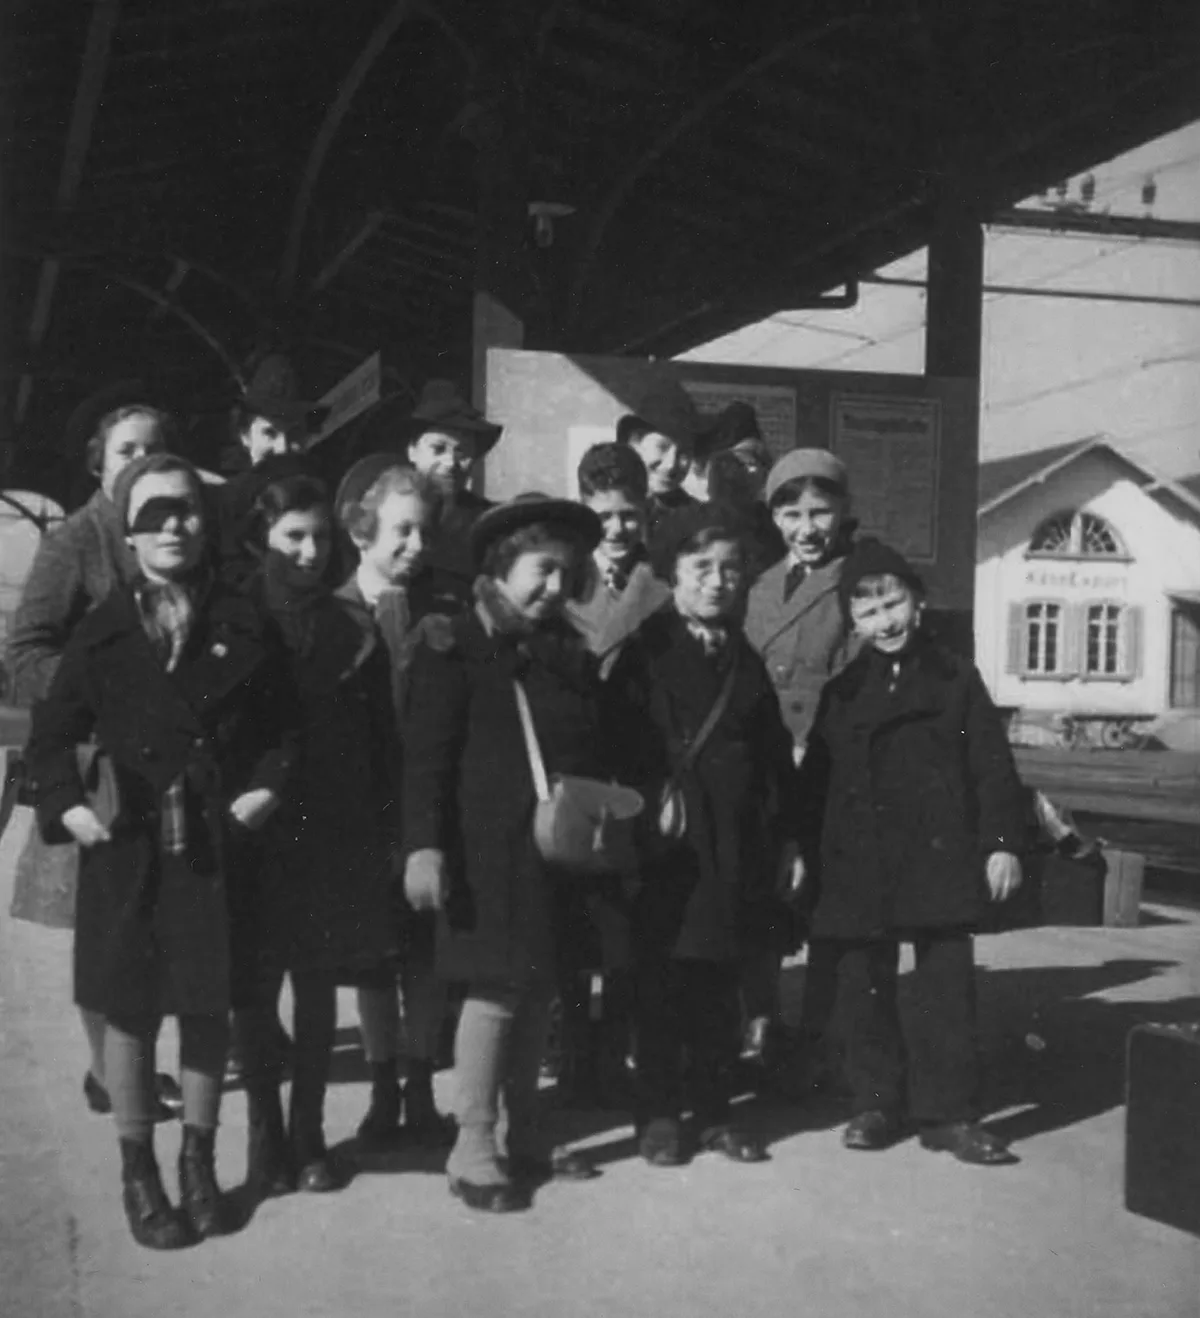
(513, 680), (643, 875)
(656, 649), (740, 841)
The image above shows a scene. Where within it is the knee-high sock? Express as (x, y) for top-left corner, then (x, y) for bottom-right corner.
(357, 985), (400, 1064)
(502, 985), (555, 1160)
(178, 1013), (230, 1131)
(233, 968), (286, 1087)
(81, 1007), (108, 1085)
(104, 1016), (159, 1143)
(446, 991), (515, 1185)
(290, 972), (336, 1141)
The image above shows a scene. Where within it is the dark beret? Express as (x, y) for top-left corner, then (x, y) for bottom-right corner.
(649, 500), (750, 578)
(837, 537), (925, 612)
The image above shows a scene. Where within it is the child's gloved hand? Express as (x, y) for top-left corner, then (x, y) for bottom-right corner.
(777, 839), (806, 895)
(229, 788), (279, 831)
(405, 848), (448, 911)
(986, 851), (1023, 901)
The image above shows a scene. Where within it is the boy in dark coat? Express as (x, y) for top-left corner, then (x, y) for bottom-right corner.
(797, 539), (1027, 1165)
(607, 502), (802, 1168)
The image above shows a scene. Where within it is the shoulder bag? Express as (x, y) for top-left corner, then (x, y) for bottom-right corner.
(656, 648), (740, 841)
(513, 680), (643, 876)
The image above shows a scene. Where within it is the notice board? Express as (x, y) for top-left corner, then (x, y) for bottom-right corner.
(483, 349), (979, 616)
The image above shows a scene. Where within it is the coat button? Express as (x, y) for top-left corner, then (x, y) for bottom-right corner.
(192, 736), (206, 751)
(140, 746), (157, 761)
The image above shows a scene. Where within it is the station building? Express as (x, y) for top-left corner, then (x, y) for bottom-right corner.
(975, 439), (1200, 743)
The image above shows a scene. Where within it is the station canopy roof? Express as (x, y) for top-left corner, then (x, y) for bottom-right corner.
(4, 0), (1200, 493)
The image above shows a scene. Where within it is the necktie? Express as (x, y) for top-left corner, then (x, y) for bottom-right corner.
(783, 564), (807, 602)
(686, 620), (728, 657)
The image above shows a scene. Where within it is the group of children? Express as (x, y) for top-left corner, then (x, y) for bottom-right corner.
(17, 372), (1028, 1249)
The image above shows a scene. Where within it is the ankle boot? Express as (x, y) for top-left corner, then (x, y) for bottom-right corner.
(404, 1059), (455, 1146)
(356, 1060), (402, 1149)
(246, 1084), (294, 1199)
(178, 1125), (226, 1239)
(119, 1138), (191, 1250)
(289, 1082), (339, 1193)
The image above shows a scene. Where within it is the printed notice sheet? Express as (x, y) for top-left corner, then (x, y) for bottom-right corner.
(831, 394), (940, 561)
(681, 380), (797, 457)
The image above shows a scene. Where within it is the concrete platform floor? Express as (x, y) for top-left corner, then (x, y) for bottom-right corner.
(2, 804), (1198, 1318)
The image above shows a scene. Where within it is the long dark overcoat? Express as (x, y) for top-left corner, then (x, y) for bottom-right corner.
(247, 575), (400, 979)
(605, 608), (799, 963)
(24, 583), (298, 1019)
(798, 639), (1027, 940)
(401, 604), (611, 988)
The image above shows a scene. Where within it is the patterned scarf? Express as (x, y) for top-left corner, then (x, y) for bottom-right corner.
(135, 577), (197, 673)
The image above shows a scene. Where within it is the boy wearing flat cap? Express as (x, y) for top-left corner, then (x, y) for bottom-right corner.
(742, 447), (861, 1084)
(796, 539), (1026, 1166)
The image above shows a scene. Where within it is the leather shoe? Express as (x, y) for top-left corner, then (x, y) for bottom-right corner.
(448, 1177), (530, 1213)
(918, 1122), (1017, 1165)
(638, 1117), (687, 1167)
(699, 1125), (769, 1163)
(509, 1150), (599, 1185)
(296, 1155), (341, 1193)
(843, 1110), (904, 1151)
(84, 1071), (181, 1122)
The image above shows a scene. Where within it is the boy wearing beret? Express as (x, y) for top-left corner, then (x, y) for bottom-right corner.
(796, 540), (1026, 1164)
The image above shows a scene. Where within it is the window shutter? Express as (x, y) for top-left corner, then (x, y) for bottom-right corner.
(1061, 602), (1084, 676)
(1122, 605), (1144, 680)
(1006, 603), (1025, 675)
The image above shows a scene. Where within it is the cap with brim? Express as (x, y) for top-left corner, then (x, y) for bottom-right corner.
(693, 401), (762, 465)
(405, 379), (503, 457)
(334, 452), (409, 526)
(111, 453), (205, 532)
(648, 500), (751, 578)
(837, 537), (925, 614)
(65, 379), (164, 457)
(764, 448), (849, 504)
(470, 493), (602, 569)
(615, 378), (703, 451)
(239, 354), (330, 434)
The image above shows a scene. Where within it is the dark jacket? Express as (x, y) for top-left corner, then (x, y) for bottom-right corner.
(744, 550), (862, 748)
(401, 593), (610, 986)
(426, 490), (492, 608)
(248, 572), (401, 977)
(24, 583), (299, 1019)
(606, 608), (799, 962)
(6, 490), (137, 708)
(644, 487), (698, 550)
(798, 638), (1027, 940)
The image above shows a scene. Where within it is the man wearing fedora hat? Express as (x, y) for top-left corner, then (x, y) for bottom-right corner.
(403, 380), (503, 603)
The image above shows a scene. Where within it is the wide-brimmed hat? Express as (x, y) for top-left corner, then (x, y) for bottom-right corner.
(615, 378), (703, 451)
(470, 493), (602, 569)
(693, 401), (763, 465)
(239, 354), (330, 434)
(764, 447), (849, 504)
(405, 379), (503, 455)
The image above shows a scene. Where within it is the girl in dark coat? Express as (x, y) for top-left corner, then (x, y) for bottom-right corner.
(797, 539), (1027, 1165)
(24, 454), (298, 1249)
(606, 502), (802, 1167)
(233, 473), (402, 1197)
(401, 494), (611, 1212)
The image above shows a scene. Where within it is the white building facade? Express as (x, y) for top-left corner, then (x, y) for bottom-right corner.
(976, 441), (1200, 740)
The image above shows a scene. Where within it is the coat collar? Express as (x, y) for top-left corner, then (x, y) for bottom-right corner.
(568, 561), (671, 660)
(840, 637), (960, 734)
(749, 552), (845, 646)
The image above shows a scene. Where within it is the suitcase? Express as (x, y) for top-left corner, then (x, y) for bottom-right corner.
(979, 850), (1106, 933)
(1102, 848), (1145, 928)
(1125, 1021), (1200, 1235)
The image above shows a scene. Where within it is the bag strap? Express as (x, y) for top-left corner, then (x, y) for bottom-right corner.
(676, 646), (740, 775)
(513, 680), (552, 803)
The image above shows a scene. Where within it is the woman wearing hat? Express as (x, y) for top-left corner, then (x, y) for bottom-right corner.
(400, 493), (613, 1211)
(614, 378), (702, 544)
(403, 379), (503, 605)
(7, 384), (182, 1117)
(23, 452), (299, 1247)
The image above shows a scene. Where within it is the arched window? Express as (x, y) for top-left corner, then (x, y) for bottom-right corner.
(1029, 510), (1125, 558)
